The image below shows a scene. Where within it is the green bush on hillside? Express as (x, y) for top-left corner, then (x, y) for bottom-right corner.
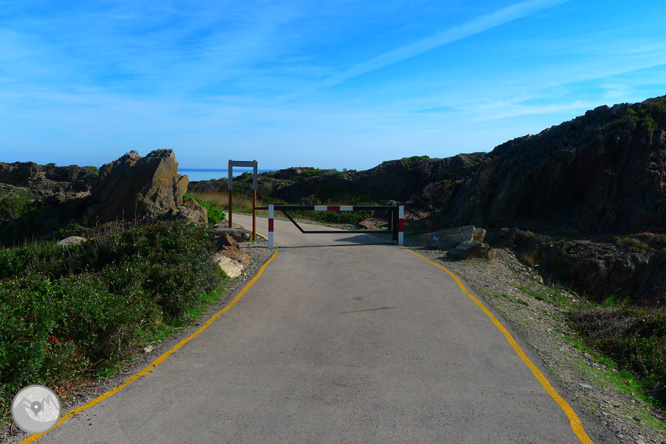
(0, 221), (226, 421)
(569, 306), (666, 395)
(0, 189), (37, 220)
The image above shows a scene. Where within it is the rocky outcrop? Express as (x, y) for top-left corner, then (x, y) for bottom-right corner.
(492, 228), (666, 303)
(57, 236), (87, 247)
(443, 98), (666, 235)
(0, 150), (207, 244)
(188, 154), (487, 206)
(0, 162), (96, 195)
(89, 150), (206, 224)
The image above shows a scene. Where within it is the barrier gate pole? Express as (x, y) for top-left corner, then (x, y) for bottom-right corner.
(398, 205), (404, 246)
(252, 190), (257, 241)
(228, 189), (233, 228)
(268, 204), (274, 248)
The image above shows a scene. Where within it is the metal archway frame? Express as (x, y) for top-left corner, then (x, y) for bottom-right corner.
(228, 160), (258, 240)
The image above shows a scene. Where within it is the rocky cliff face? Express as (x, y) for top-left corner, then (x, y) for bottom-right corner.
(444, 98), (666, 235)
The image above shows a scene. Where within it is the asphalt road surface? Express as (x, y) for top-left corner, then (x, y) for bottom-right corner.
(33, 214), (603, 443)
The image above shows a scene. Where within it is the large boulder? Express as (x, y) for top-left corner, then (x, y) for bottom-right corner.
(90, 150), (206, 224)
(421, 226), (486, 249)
(447, 240), (494, 260)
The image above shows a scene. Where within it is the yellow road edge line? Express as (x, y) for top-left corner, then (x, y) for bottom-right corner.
(19, 248), (279, 444)
(402, 247), (593, 444)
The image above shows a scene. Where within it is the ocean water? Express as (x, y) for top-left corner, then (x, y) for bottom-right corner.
(180, 168), (272, 182)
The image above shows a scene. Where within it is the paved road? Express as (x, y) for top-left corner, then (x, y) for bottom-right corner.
(34, 215), (601, 443)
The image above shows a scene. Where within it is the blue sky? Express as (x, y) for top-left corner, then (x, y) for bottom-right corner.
(2, 0), (666, 174)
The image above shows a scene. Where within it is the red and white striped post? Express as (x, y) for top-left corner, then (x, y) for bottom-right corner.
(268, 204), (274, 248)
(398, 205), (404, 246)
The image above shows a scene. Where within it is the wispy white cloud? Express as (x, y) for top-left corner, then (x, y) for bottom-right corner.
(273, 0), (570, 104)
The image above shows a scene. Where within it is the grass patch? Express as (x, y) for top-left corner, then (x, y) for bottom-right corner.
(0, 221), (228, 424)
(188, 190), (386, 227)
(565, 338), (666, 434)
(404, 226), (426, 237)
(183, 193), (225, 225)
(615, 232), (666, 252)
(189, 191), (267, 217)
(568, 305), (666, 403)
(516, 284), (572, 308)
(483, 289), (529, 307)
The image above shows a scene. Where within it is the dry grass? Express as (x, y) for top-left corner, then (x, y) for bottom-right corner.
(189, 191), (267, 216)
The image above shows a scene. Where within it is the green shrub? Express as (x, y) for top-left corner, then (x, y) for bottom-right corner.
(184, 194), (225, 225)
(83, 165), (99, 179)
(300, 168), (327, 178)
(0, 189), (37, 219)
(0, 221), (227, 421)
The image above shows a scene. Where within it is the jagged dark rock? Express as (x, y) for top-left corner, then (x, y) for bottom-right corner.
(443, 99), (666, 235)
(89, 149), (206, 224)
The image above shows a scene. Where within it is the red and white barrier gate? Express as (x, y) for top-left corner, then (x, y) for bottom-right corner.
(264, 204), (404, 249)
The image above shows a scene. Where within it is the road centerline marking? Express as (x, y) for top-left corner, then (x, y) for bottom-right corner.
(402, 247), (593, 444)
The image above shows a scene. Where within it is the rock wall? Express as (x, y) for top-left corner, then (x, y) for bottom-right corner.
(443, 99), (666, 235)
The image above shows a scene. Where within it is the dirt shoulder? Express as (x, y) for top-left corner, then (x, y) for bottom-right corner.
(404, 239), (666, 444)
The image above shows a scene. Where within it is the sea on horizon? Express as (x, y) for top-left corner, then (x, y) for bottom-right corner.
(180, 168), (273, 182)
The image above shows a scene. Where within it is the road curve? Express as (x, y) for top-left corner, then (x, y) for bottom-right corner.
(30, 214), (602, 443)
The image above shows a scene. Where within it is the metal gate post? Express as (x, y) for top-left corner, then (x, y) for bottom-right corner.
(228, 189), (233, 228)
(252, 189), (257, 241)
(268, 204), (274, 249)
(398, 205), (404, 246)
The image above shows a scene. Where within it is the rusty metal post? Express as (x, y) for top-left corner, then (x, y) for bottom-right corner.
(252, 189), (257, 240)
(228, 189), (233, 228)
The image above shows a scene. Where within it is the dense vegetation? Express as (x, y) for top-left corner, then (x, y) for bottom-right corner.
(0, 221), (227, 422)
